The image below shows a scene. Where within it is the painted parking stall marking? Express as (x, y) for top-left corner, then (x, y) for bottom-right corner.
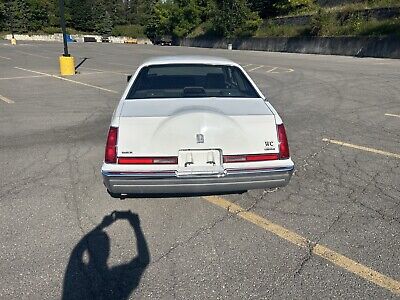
(80, 67), (131, 76)
(266, 67), (278, 73)
(0, 75), (47, 81)
(14, 67), (118, 94)
(203, 195), (400, 295)
(15, 50), (51, 59)
(323, 138), (400, 159)
(0, 94), (15, 104)
(243, 64), (294, 74)
(385, 113), (400, 119)
(248, 65), (264, 72)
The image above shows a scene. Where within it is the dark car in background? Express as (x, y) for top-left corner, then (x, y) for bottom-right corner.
(153, 36), (173, 46)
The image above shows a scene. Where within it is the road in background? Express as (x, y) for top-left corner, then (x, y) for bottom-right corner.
(0, 42), (399, 299)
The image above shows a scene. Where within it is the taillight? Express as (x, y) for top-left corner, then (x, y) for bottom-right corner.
(224, 153), (279, 163)
(105, 127), (118, 164)
(277, 124), (290, 159)
(118, 157), (178, 165)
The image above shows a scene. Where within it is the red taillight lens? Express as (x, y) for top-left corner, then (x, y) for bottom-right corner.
(277, 124), (290, 159)
(105, 127), (118, 164)
(118, 157), (178, 165)
(223, 153), (279, 163)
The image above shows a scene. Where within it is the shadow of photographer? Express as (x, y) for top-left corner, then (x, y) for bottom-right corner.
(62, 211), (150, 300)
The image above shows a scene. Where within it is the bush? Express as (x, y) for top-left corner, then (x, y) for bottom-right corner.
(358, 18), (400, 36)
(235, 11), (263, 37)
(309, 9), (340, 36)
(111, 25), (145, 37)
(274, 0), (317, 16)
(41, 26), (61, 34)
(256, 22), (311, 37)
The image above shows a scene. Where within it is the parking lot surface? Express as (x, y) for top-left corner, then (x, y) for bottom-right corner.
(0, 41), (399, 299)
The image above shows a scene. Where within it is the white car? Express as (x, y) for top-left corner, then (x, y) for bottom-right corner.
(102, 56), (294, 197)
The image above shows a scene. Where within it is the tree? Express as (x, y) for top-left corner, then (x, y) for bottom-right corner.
(28, 0), (50, 31)
(93, 0), (113, 35)
(0, 0), (7, 31)
(69, 0), (94, 32)
(247, 0), (278, 18)
(209, 0), (261, 38)
(8, 0), (31, 33)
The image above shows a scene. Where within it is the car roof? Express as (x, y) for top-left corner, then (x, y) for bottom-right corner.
(140, 55), (239, 67)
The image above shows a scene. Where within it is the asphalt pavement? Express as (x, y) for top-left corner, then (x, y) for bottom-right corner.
(0, 41), (399, 299)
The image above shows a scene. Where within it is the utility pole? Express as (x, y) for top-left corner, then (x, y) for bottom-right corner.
(58, 0), (75, 75)
(59, 0), (69, 56)
(8, 2), (17, 45)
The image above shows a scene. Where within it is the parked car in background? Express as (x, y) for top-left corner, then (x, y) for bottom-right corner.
(153, 36), (172, 46)
(101, 36), (110, 43)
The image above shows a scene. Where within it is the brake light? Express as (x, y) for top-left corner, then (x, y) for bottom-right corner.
(277, 124), (290, 159)
(118, 157), (178, 165)
(105, 127), (118, 164)
(224, 153), (279, 163)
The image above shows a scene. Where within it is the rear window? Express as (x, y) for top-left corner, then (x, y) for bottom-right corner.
(126, 64), (259, 99)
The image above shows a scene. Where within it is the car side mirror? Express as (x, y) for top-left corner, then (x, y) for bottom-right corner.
(127, 75), (132, 82)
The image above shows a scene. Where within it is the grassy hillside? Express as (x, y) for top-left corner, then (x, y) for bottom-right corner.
(255, 0), (400, 37)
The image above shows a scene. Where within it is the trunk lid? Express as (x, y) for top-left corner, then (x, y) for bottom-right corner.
(117, 98), (278, 157)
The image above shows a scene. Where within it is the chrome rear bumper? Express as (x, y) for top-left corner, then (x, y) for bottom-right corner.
(102, 166), (294, 195)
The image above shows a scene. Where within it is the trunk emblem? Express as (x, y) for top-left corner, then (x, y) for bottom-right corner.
(196, 134), (204, 143)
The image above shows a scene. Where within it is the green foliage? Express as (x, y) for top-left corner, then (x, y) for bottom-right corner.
(93, 1), (113, 35)
(69, 0), (94, 32)
(0, 1), (6, 31)
(28, 0), (50, 31)
(247, 0), (280, 18)
(236, 11), (263, 37)
(256, 22), (311, 37)
(41, 26), (61, 34)
(257, 13), (400, 37)
(111, 25), (145, 37)
(144, 0), (203, 39)
(0, 0), (398, 39)
(273, 0), (317, 15)
(357, 17), (400, 37)
(208, 0), (262, 38)
(8, 0), (31, 33)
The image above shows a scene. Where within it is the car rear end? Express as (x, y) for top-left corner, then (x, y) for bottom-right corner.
(102, 124), (293, 196)
(101, 58), (294, 196)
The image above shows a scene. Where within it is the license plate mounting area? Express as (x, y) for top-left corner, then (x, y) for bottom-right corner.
(177, 149), (224, 176)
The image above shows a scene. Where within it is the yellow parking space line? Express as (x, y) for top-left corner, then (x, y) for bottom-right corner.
(0, 94), (15, 104)
(203, 196), (400, 295)
(14, 67), (118, 94)
(323, 138), (400, 159)
(0, 75), (47, 80)
(0, 55), (11, 60)
(248, 65), (264, 72)
(385, 113), (400, 119)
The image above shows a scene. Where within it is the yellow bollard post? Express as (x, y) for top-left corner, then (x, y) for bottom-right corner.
(11, 38), (17, 45)
(59, 55), (75, 76)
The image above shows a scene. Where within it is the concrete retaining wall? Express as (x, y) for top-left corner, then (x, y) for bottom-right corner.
(4, 34), (152, 44)
(179, 37), (400, 59)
